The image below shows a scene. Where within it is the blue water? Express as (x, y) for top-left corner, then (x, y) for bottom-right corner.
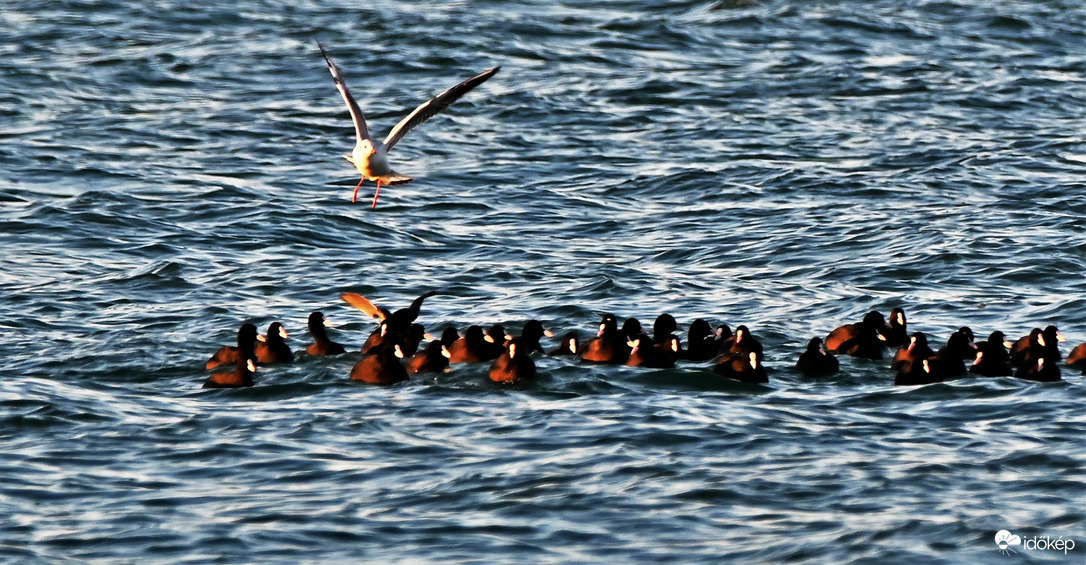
(2, 1), (1085, 562)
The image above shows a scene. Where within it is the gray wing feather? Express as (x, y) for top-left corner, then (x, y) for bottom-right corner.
(318, 42), (371, 143)
(382, 66), (499, 152)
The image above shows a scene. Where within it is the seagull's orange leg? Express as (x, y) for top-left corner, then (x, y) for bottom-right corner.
(371, 180), (382, 209)
(351, 177), (364, 203)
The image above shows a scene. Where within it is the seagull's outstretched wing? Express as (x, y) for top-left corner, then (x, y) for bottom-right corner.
(382, 66), (500, 152)
(318, 42), (371, 144)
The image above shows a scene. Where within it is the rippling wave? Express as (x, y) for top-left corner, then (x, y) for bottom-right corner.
(1, 0), (1083, 562)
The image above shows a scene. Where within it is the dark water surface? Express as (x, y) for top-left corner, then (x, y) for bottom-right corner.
(2, 1), (1084, 562)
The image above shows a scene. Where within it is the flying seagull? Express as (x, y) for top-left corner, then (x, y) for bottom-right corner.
(318, 42), (499, 208)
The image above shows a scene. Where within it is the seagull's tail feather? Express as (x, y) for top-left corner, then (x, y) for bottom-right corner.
(377, 172), (413, 185)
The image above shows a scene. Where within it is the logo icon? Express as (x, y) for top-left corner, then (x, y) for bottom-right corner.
(995, 530), (1022, 555)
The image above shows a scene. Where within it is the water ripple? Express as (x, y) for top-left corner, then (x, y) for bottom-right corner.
(1, 0), (1084, 562)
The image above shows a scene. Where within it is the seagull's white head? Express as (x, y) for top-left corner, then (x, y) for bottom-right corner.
(359, 139), (377, 157)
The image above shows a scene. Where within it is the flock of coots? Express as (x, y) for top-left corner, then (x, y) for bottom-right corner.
(202, 293), (1082, 389)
